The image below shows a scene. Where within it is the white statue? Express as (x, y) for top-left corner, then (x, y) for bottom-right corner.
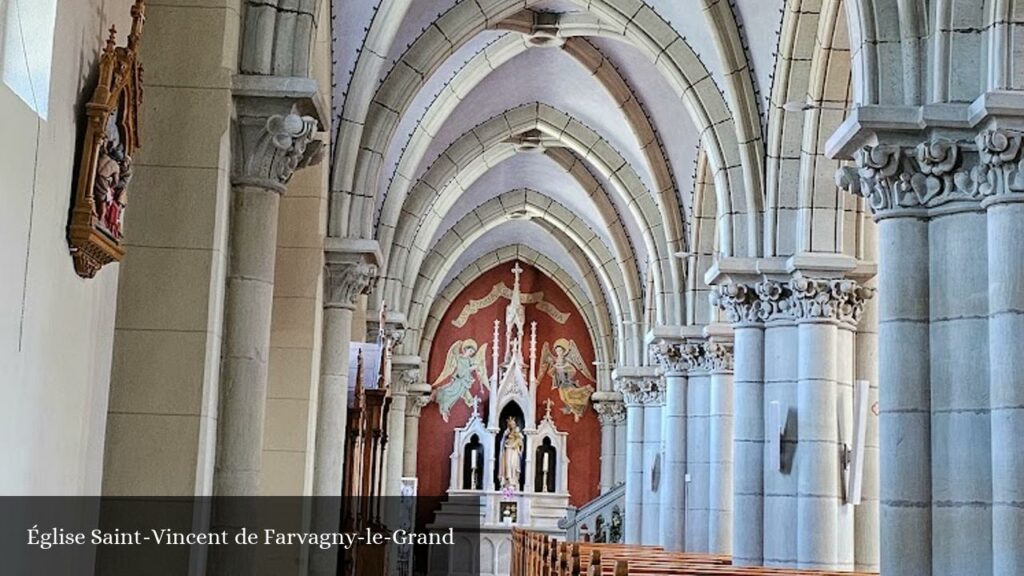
(498, 416), (524, 490)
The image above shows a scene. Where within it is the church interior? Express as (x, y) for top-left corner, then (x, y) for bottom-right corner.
(3, 0), (1024, 575)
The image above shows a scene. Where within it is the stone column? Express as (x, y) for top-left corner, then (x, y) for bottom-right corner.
(215, 110), (319, 497)
(403, 392), (431, 477)
(652, 342), (688, 552)
(711, 283), (766, 565)
(931, 204), (992, 575)
(616, 374), (646, 545)
(312, 252), (376, 498)
(593, 395), (625, 494)
(685, 367), (710, 552)
(309, 253), (376, 576)
(209, 96), (322, 576)
(985, 190), (1024, 576)
(614, 418), (627, 486)
(706, 341), (734, 556)
(761, 287), (798, 568)
(790, 278), (872, 570)
(854, 276), (879, 573)
(384, 361), (419, 499)
(641, 381), (664, 545)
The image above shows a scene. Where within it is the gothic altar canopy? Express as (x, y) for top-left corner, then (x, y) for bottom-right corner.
(432, 263), (572, 531)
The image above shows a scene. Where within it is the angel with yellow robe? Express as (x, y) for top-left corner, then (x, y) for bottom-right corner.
(431, 339), (489, 422)
(539, 338), (595, 421)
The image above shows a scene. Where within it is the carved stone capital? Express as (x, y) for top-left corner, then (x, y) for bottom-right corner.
(593, 400), (626, 426)
(650, 341), (689, 374)
(367, 311), (407, 348)
(233, 111), (320, 193)
(324, 261), (377, 310)
(788, 277), (875, 326)
(709, 282), (765, 325)
(836, 129), (1024, 217)
(616, 377), (664, 407)
(406, 394), (431, 418)
(391, 367), (419, 396)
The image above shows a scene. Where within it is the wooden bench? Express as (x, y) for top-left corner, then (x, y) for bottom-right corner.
(511, 529), (879, 576)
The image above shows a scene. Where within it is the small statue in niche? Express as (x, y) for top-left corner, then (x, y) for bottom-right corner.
(498, 416), (524, 490)
(609, 506), (623, 544)
(92, 111), (133, 240)
(539, 338), (595, 421)
(431, 339), (489, 422)
(593, 515), (607, 543)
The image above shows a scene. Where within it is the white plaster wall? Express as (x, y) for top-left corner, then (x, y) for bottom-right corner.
(0, 0), (137, 495)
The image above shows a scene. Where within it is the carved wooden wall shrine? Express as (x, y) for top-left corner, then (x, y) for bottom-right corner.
(68, 0), (145, 278)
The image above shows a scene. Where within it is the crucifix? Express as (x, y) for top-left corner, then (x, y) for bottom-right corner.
(511, 262), (524, 287)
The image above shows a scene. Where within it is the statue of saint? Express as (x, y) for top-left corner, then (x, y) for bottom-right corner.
(498, 416), (524, 490)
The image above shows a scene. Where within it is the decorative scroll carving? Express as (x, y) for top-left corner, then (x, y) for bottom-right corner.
(233, 112), (320, 193)
(324, 261), (377, 309)
(68, 1), (146, 278)
(593, 400), (625, 426)
(837, 129), (1024, 216)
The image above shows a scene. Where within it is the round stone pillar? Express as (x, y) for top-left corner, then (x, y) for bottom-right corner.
(210, 108), (320, 576)
(707, 342), (734, 556)
(789, 277), (872, 571)
(617, 376), (646, 545)
(875, 215), (933, 576)
(614, 417), (627, 486)
(216, 183), (282, 497)
(403, 393), (430, 477)
(929, 207), (991, 576)
(309, 256), (375, 576)
(985, 197), (1024, 576)
(641, 386), (664, 546)
(652, 341), (689, 552)
(594, 397), (625, 494)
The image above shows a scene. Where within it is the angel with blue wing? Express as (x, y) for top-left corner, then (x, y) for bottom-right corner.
(431, 339), (489, 422)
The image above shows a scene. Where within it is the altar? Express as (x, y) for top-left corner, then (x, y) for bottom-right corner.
(428, 264), (573, 575)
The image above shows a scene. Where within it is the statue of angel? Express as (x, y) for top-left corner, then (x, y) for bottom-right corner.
(431, 339), (489, 422)
(538, 338), (595, 421)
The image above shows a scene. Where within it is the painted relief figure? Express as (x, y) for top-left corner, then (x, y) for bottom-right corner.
(539, 338), (595, 421)
(92, 108), (133, 240)
(431, 339), (489, 422)
(499, 416), (524, 489)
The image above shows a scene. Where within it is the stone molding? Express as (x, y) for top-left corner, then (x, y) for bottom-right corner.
(615, 376), (664, 407)
(712, 278), (874, 327)
(836, 128), (1024, 218)
(593, 400), (626, 426)
(324, 261), (377, 310)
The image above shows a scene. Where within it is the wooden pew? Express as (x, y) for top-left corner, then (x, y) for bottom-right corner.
(511, 529), (879, 576)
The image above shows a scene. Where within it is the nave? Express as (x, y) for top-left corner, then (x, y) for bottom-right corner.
(3, 0), (1024, 575)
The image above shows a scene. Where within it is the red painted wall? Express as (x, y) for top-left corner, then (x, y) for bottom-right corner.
(417, 262), (601, 511)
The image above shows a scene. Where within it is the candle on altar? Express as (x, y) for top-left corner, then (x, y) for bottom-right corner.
(543, 452), (549, 472)
(472, 449), (479, 469)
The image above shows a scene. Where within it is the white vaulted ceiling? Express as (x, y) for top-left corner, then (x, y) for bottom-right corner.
(331, 0), (867, 376)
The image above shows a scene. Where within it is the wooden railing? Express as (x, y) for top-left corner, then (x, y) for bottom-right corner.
(511, 529), (879, 576)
